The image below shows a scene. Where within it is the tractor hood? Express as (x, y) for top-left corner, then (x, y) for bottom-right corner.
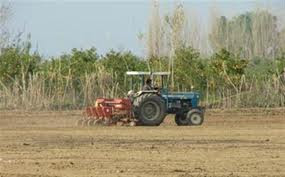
(166, 92), (200, 99)
(162, 92), (201, 108)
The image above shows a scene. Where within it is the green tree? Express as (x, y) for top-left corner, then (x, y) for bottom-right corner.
(43, 47), (99, 77)
(174, 47), (207, 91)
(209, 49), (248, 92)
(101, 50), (148, 89)
(0, 40), (41, 85)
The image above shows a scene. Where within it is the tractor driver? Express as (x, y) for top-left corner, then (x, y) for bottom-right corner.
(143, 78), (153, 90)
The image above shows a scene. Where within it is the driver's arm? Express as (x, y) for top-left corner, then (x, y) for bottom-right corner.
(143, 84), (151, 90)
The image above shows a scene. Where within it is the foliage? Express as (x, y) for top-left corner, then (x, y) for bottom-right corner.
(174, 47), (206, 91)
(0, 40), (41, 85)
(276, 53), (285, 73)
(209, 49), (248, 90)
(0, 43), (284, 109)
(101, 50), (148, 89)
(42, 47), (99, 77)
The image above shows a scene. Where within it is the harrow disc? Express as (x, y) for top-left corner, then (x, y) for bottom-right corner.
(116, 121), (124, 126)
(93, 119), (103, 126)
(87, 119), (95, 126)
(129, 121), (136, 127)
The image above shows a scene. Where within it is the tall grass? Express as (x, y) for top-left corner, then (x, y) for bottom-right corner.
(0, 69), (284, 110)
(0, 66), (120, 110)
(204, 74), (285, 108)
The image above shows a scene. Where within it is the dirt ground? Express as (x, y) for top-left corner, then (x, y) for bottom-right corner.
(0, 108), (284, 177)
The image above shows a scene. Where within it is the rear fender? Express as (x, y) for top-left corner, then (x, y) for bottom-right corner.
(195, 106), (206, 114)
(135, 90), (158, 97)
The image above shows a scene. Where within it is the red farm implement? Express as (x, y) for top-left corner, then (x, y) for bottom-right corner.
(78, 98), (136, 126)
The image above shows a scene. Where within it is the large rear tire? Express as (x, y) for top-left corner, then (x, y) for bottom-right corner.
(134, 94), (166, 126)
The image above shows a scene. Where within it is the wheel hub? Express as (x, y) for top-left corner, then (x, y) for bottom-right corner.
(190, 113), (202, 125)
(142, 101), (160, 120)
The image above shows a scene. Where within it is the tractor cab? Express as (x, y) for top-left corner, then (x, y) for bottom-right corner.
(126, 71), (170, 96)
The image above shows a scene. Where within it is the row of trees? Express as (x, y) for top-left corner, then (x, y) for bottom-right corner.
(145, 2), (285, 59)
(0, 2), (285, 109)
(0, 40), (284, 109)
(210, 10), (285, 59)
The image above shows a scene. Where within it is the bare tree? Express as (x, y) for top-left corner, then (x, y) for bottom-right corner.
(280, 28), (285, 53)
(209, 9), (281, 59)
(147, 0), (162, 59)
(0, 1), (11, 50)
(252, 9), (279, 58)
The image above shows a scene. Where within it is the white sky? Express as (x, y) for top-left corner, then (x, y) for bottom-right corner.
(7, 0), (285, 57)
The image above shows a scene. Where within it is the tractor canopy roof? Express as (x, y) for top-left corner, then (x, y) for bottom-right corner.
(126, 71), (170, 76)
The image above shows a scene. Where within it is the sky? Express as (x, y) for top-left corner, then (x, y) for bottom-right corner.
(7, 0), (285, 57)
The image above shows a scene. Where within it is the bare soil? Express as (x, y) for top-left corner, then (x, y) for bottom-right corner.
(0, 108), (284, 177)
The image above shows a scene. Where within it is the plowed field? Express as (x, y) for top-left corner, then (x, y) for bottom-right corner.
(0, 109), (284, 177)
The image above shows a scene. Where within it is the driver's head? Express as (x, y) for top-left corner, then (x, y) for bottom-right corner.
(146, 78), (152, 85)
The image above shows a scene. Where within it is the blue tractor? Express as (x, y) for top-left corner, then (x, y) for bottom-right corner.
(126, 71), (205, 126)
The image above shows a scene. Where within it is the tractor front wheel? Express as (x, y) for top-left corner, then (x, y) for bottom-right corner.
(187, 109), (204, 126)
(175, 113), (189, 126)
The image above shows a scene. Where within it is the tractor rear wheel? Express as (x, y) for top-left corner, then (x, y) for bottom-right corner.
(134, 94), (166, 126)
(187, 109), (204, 126)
